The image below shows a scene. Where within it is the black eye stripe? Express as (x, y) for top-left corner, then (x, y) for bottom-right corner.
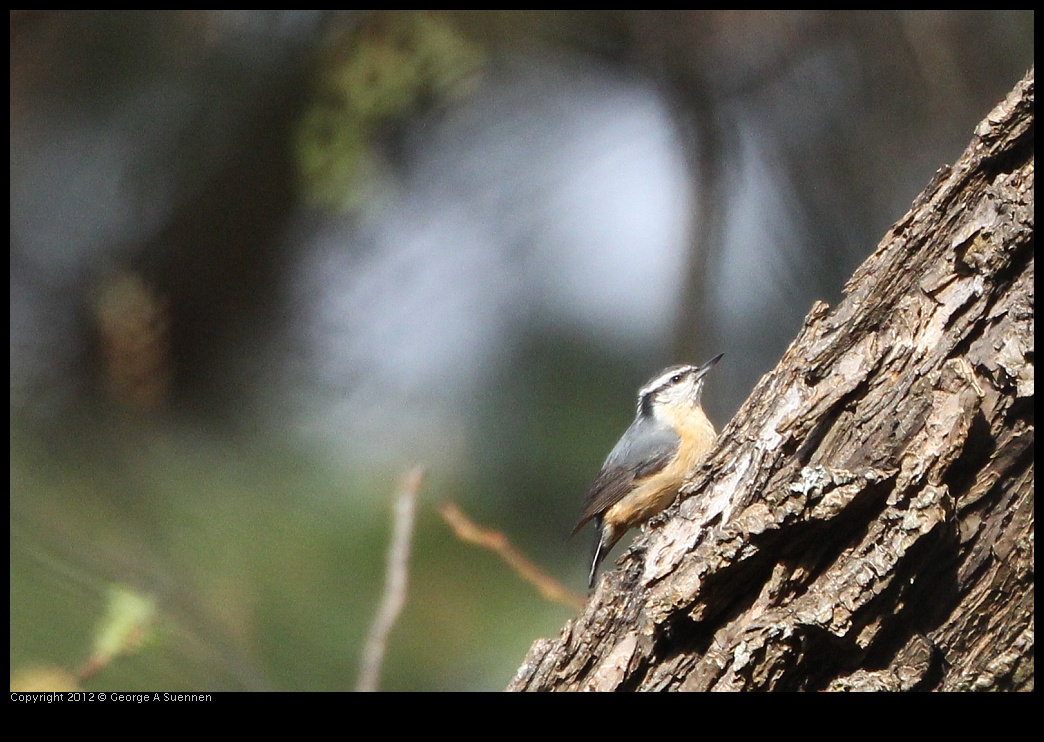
(653, 373), (688, 397)
(637, 365), (701, 409)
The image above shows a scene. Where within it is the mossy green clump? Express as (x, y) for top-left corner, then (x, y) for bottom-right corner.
(295, 12), (484, 211)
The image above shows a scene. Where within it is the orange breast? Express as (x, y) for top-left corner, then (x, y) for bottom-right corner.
(603, 406), (716, 532)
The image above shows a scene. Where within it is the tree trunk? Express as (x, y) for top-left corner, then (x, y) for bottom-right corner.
(509, 67), (1033, 692)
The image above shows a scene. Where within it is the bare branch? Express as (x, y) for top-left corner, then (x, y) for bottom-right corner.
(356, 466), (424, 692)
(439, 501), (585, 611)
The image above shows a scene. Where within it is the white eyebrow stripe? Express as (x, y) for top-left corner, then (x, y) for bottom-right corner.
(638, 365), (697, 399)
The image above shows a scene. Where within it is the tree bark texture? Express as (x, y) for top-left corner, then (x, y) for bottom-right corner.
(509, 68), (1033, 692)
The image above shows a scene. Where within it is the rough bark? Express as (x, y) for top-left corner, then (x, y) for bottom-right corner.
(509, 68), (1033, 692)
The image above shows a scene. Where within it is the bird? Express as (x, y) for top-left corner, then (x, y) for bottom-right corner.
(572, 354), (723, 588)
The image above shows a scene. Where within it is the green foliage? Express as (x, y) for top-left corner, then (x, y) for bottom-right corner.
(91, 585), (158, 667)
(294, 11), (484, 211)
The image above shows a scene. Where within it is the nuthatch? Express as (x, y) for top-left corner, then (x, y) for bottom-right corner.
(572, 354), (723, 587)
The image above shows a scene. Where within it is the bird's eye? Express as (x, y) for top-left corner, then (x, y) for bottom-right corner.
(671, 374), (682, 384)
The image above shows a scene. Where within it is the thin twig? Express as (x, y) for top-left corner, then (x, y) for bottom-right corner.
(356, 466), (424, 692)
(438, 501), (585, 610)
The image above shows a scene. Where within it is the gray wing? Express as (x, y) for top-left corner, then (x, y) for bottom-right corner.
(572, 415), (680, 533)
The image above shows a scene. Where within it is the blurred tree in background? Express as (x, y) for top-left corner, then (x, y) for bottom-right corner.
(10, 11), (1033, 690)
